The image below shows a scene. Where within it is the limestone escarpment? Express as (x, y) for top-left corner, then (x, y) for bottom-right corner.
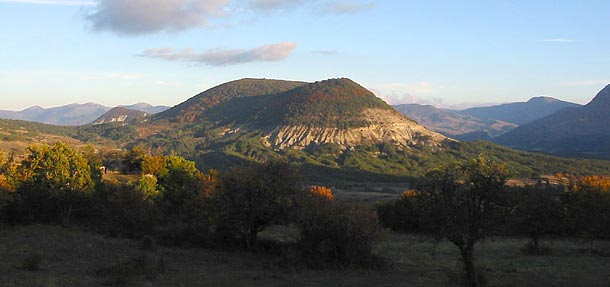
(264, 108), (448, 149)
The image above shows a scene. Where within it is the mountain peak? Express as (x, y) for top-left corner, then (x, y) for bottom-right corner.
(527, 96), (559, 104)
(585, 84), (610, 109)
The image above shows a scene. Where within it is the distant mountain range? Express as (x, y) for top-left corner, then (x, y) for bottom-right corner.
(393, 104), (517, 140)
(495, 85), (610, 158)
(458, 96), (581, 125)
(0, 103), (169, 126)
(394, 97), (581, 141)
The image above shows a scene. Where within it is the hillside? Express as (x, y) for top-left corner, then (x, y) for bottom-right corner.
(157, 78), (448, 151)
(4, 79), (610, 181)
(495, 85), (610, 158)
(154, 78), (307, 123)
(93, 107), (147, 124)
(393, 104), (516, 139)
(458, 96), (581, 125)
(0, 103), (169, 126)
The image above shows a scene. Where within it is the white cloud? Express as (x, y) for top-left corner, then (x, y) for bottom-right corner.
(371, 82), (442, 105)
(560, 80), (610, 87)
(86, 0), (229, 35)
(140, 42), (297, 66)
(0, 0), (94, 5)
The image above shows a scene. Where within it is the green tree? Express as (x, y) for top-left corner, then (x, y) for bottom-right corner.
(157, 156), (209, 223)
(417, 158), (508, 287)
(16, 142), (95, 225)
(132, 175), (159, 200)
(122, 146), (147, 173)
(212, 160), (301, 249)
(141, 155), (167, 176)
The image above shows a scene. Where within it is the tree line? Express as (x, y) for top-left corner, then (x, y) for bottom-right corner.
(0, 142), (381, 268)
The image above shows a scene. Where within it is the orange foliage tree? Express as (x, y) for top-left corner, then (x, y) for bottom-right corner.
(307, 185), (334, 200)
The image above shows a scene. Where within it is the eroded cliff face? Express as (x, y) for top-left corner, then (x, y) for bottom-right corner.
(263, 108), (449, 149)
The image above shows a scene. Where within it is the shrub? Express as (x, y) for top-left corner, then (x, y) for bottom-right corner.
(295, 193), (382, 268)
(562, 176), (610, 240)
(377, 190), (421, 233)
(90, 182), (159, 237)
(507, 185), (564, 253)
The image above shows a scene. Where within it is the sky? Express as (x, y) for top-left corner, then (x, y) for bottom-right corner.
(1, 0), (609, 111)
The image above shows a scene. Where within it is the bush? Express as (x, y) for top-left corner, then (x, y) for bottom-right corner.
(562, 176), (610, 240)
(377, 190), (421, 233)
(89, 182), (159, 237)
(295, 192), (383, 268)
(507, 185), (564, 253)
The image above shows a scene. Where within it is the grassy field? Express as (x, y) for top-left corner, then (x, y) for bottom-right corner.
(1, 225), (609, 287)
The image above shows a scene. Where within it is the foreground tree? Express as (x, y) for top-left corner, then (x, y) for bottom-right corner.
(16, 142), (96, 225)
(417, 158), (507, 287)
(212, 160), (301, 249)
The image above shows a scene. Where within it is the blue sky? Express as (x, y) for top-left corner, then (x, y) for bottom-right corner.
(1, 0), (609, 110)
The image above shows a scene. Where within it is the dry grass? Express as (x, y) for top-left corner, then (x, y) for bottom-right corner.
(2, 224), (609, 287)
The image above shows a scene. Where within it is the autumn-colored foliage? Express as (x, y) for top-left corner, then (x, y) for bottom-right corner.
(307, 186), (334, 200)
(571, 175), (610, 192)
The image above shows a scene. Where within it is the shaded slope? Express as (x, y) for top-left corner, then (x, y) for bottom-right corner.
(459, 96), (581, 125)
(393, 104), (516, 138)
(495, 85), (610, 158)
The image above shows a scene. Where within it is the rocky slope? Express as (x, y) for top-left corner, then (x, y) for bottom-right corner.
(265, 107), (447, 150)
(93, 107), (147, 124)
